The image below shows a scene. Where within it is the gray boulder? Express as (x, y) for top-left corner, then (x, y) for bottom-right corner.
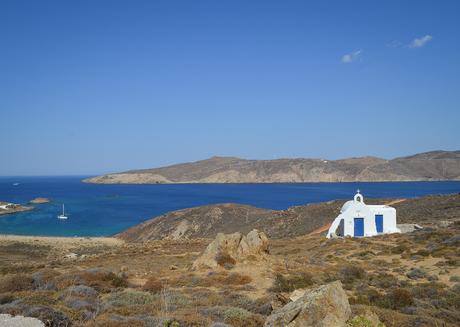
(264, 281), (351, 327)
(192, 229), (269, 269)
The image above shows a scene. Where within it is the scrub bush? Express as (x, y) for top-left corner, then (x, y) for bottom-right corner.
(62, 285), (98, 298)
(381, 289), (414, 310)
(339, 265), (366, 284)
(406, 268), (427, 280)
(143, 277), (165, 293)
(368, 273), (398, 289)
(223, 273), (252, 285)
(0, 274), (34, 292)
(108, 290), (156, 307)
(270, 272), (313, 292)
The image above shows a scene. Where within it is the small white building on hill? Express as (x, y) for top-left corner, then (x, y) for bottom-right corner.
(327, 191), (400, 238)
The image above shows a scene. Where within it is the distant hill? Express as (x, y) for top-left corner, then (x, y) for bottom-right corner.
(116, 193), (460, 242)
(83, 150), (460, 184)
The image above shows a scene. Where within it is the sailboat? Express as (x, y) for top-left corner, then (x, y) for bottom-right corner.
(57, 204), (68, 220)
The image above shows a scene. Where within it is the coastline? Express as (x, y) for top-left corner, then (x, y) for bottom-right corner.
(0, 234), (123, 246)
(83, 178), (460, 185)
(1, 191), (460, 239)
(0, 206), (33, 216)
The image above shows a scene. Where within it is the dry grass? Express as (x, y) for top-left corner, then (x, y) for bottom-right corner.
(142, 277), (165, 293)
(269, 272), (314, 293)
(0, 220), (459, 326)
(0, 273), (34, 292)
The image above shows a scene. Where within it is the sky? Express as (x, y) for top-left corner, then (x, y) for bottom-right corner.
(1, 1), (459, 175)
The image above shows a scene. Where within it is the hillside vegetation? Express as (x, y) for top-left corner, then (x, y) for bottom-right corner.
(84, 150), (460, 184)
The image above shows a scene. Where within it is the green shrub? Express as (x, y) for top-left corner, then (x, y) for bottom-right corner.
(56, 269), (128, 291)
(0, 274), (34, 292)
(363, 288), (385, 306)
(347, 315), (384, 327)
(449, 275), (460, 282)
(0, 293), (14, 304)
(406, 268), (427, 280)
(224, 273), (252, 285)
(368, 273), (398, 289)
(101, 271), (128, 288)
(380, 288), (414, 310)
(391, 244), (408, 254)
(339, 265), (366, 284)
(270, 272), (313, 293)
(223, 307), (265, 327)
(353, 250), (376, 258)
(108, 290), (156, 306)
(348, 295), (370, 306)
(415, 249), (430, 257)
(143, 277), (165, 293)
(162, 319), (180, 327)
(410, 282), (446, 299)
(224, 307), (252, 321)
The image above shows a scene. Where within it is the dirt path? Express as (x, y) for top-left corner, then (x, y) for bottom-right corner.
(384, 199), (406, 206)
(308, 223), (332, 235)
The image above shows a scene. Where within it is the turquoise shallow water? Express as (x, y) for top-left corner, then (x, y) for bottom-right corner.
(0, 176), (459, 237)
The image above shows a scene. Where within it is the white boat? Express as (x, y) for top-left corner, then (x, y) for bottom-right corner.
(58, 204), (68, 219)
(13, 183), (19, 186)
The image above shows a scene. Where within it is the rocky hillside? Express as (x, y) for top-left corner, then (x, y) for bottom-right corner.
(116, 193), (460, 242)
(83, 150), (460, 184)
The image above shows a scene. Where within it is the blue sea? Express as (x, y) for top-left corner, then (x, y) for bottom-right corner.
(0, 176), (459, 237)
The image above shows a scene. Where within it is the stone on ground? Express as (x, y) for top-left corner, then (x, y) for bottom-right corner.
(264, 281), (351, 327)
(192, 229), (269, 269)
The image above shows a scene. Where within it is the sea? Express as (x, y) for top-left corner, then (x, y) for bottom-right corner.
(0, 176), (459, 237)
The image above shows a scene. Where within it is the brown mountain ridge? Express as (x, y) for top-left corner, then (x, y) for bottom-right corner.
(83, 150), (460, 184)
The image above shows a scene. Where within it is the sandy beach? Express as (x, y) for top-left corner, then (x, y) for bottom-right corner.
(0, 234), (123, 247)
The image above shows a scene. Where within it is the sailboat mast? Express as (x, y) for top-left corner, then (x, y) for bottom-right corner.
(62, 204), (65, 215)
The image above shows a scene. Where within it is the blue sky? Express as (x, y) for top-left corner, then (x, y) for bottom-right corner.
(1, 1), (459, 175)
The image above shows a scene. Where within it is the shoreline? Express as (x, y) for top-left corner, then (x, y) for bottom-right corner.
(0, 234), (123, 246)
(1, 192), (460, 239)
(83, 179), (460, 185)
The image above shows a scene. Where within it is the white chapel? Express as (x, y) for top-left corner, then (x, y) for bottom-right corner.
(326, 191), (400, 238)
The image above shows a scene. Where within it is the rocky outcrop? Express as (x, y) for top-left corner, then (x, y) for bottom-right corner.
(264, 281), (351, 327)
(84, 150), (460, 184)
(29, 198), (50, 204)
(192, 229), (269, 270)
(0, 202), (33, 216)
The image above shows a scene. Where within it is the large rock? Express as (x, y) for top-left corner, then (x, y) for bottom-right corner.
(264, 281), (351, 327)
(192, 229), (269, 269)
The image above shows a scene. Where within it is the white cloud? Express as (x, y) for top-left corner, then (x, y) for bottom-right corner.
(387, 40), (403, 48)
(341, 49), (362, 63)
(409, 35), (433, 48)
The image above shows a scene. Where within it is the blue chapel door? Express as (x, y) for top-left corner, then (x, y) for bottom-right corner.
(375, 215), (383, 233)
(354, 218), (364, 237)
